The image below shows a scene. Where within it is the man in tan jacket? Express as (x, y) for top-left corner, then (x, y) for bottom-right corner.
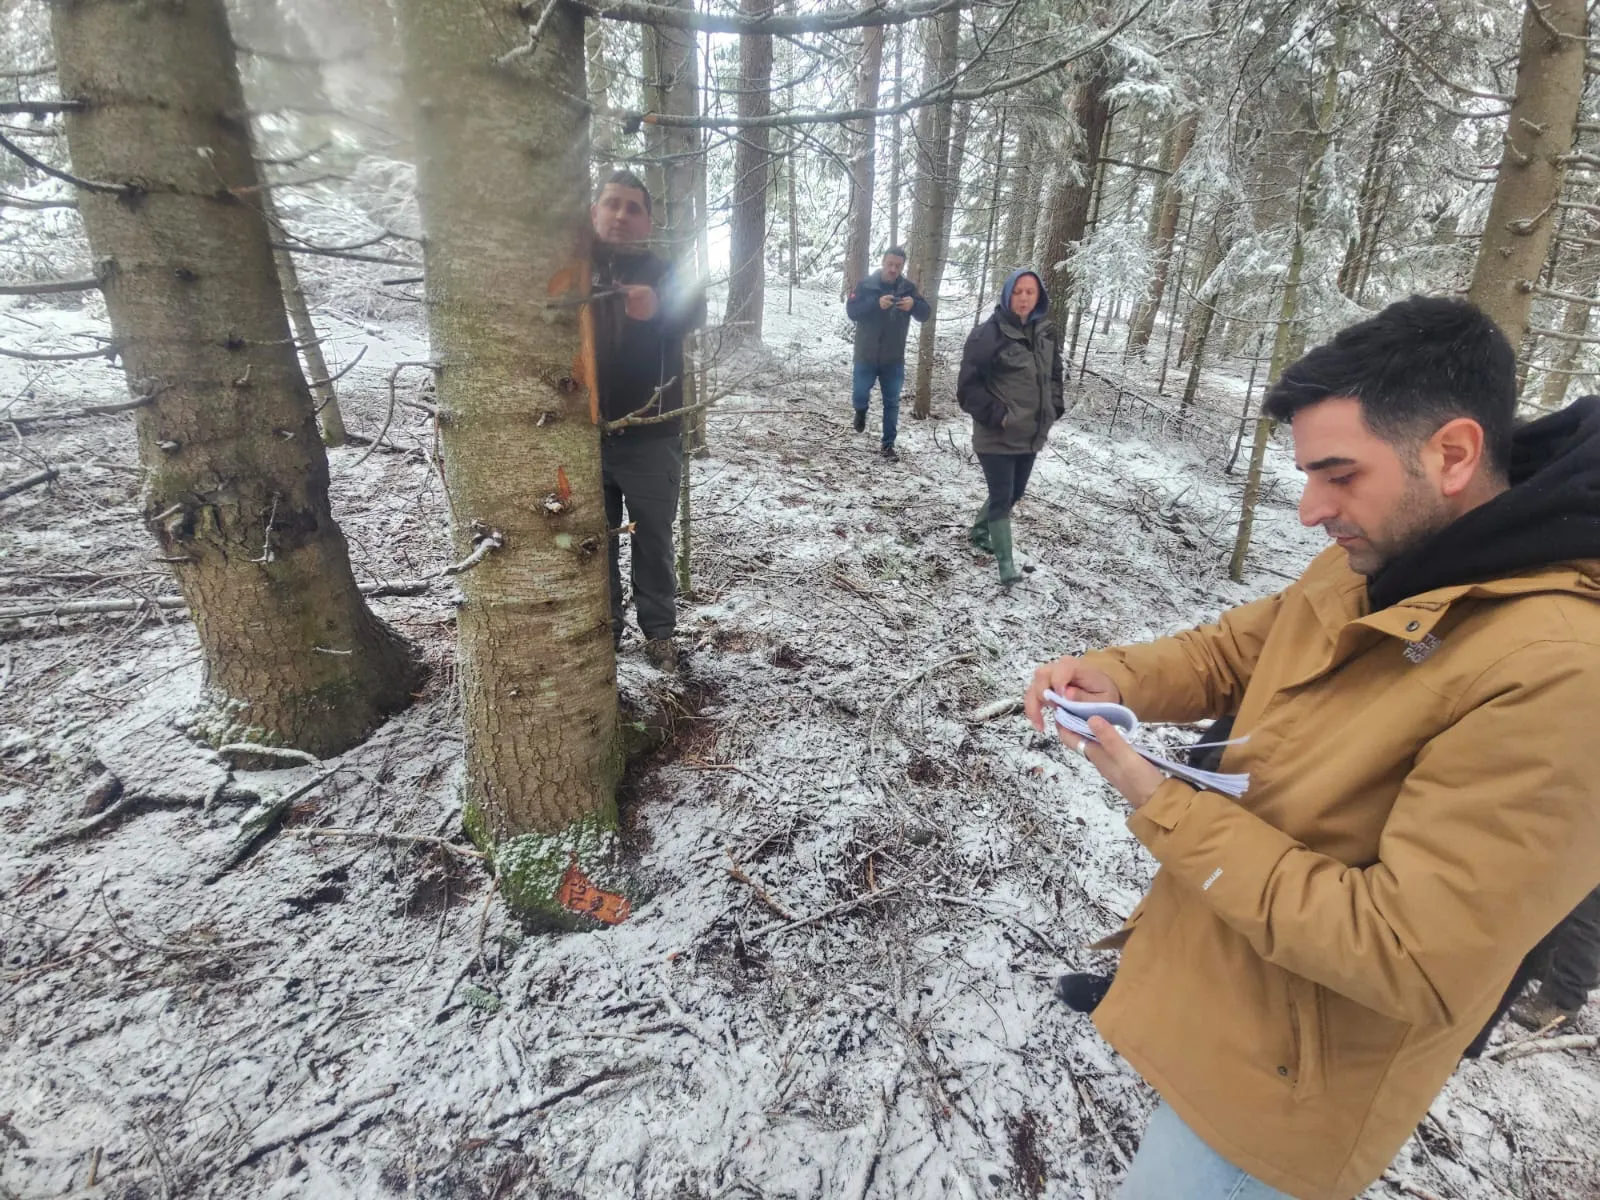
(1024, 296), (1600, 1200)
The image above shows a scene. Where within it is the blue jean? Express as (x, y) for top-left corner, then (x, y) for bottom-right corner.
(851, 360), (903, 448)
(1119, 1105), (1295, 1199)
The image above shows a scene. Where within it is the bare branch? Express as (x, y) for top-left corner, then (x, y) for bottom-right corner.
(269, 240), (421, 267)
(1525, 281), (1598, 305)
(0, 276), (100, 296)
(1526, 324), (1600, 344)
(0, 342), (116, 363)
(442, 529), (505, 576)
(600, 0), (1154, 130)
(0, 100), (84, 117)
(576, 0), (972, 35)
(306, 344), (368, 390)
(1369, 12), (1516, 104)
(0, 191), (76, 210)
(0, 129), (134, 195)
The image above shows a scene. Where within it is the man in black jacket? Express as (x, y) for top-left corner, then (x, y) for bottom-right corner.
(844, 247), (930, 461)
(591, 171), (706, 670)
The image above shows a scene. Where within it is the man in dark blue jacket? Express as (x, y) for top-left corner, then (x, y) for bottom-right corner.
(844, 247), (930, 461)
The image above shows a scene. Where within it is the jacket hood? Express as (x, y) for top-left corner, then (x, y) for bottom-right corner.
(1367, 394), (1600, 610)
(998, 268), (1049, 324)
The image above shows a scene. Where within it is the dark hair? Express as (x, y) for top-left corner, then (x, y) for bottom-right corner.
(598, 169), (652, 215)
(883, 246), (908, 262)
(1262, 296), (1517, 478)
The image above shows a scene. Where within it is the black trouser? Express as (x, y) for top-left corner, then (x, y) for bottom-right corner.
(1464, 884), (1600, 1056)
(602, 435), (682, 641)
(1536, 886), (1600, 1010)
(977, 452), (1036, 522)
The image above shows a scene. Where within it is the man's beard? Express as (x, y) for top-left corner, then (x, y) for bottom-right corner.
(1328, 473), (1454, 576)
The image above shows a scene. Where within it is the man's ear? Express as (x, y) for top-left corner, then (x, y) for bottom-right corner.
(1430, 417), (1488, 497)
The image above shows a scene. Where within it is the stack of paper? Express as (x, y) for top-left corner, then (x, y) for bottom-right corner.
(1043, 690), (1250, 798)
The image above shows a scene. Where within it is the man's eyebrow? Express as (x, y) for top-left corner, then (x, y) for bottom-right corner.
(1300, 455), (1358, 472)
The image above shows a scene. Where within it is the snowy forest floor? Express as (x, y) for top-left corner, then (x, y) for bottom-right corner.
(2, 283), (1598, 1200)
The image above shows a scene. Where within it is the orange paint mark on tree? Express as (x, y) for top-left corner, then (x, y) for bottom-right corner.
(556, 853), (631, 925)
(556, 466), (572, 505)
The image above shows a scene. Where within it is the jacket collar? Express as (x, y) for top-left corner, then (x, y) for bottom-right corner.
(1282, 551), (1600, 689)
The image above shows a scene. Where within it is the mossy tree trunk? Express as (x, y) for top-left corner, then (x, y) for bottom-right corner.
(392, 0), (622, 907)
(52, 0), (418, 758)
(1467, 0), (1586, 348)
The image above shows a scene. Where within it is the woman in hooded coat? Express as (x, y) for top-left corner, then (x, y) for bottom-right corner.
(955, 268), (1066, 586)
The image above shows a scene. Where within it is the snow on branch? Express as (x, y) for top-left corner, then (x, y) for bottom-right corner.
(0, 276), (100, 296)
(596, 0), (1154, 131)
(575, 0), (974, 36)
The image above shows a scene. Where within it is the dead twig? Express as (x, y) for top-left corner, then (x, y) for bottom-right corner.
(1490, 1032), (1598, 1061)
(726, 857), (798, 921)
(227, 1085), (398, 1171)
(283, 827), (487, 861)
(0, 467), (58, 500)
(203, 772), (331, 885)
(747, 884), (903, 942)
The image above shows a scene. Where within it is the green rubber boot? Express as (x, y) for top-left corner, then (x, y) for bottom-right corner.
(990, 517), (1024, 587)
(968, 505), (993, 554)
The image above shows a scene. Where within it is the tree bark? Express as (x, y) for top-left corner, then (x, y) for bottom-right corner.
(1039, 72), (1111, 334)
(1230, 14), (1345, 583)
(911, 93), (970, 419)
(1125, 110), (1197, 355)
(841, 25), (884, 294)
(998, 119), (1034, 279)
(1336, 65), (1402, 300)
(52, 0), (417, 758)
(888, 25), (904, 248)
(1467, 0), (1587, 347)
(722, 0), (773, 343)
(391, 0), (620, 851)
(1180, 210), (1230, 410)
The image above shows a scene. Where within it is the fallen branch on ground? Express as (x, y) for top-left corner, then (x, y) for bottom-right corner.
(747, 884), (903, 942)
(727, 859), (798, 921)
(283, 828), (487, 860)
(0, 579), (432, 621)
(203, 772), (331, 885)
(1490, 1033), (1598, 1061)
(965, 696), (1022, 723)
(29, 783), (261, 852)
(0, 468), (58, 500)
(228, 1085), (398, 1172)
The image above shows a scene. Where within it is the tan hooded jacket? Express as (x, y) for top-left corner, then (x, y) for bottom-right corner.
(1081, 548), (1600, 1200)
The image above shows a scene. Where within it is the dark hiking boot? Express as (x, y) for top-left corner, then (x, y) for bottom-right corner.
(1509, 990), (1580, 1031)
(643, 638), (679, 672)
(990, 517), (1024, 587)
(853, 409), (867, 433)
(968, 506), (993, 554)
(1055, 972), (1114, 1014)
(880, 444), (899, 462)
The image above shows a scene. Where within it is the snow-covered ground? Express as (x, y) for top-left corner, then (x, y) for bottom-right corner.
(2, 280), (1596, 1200)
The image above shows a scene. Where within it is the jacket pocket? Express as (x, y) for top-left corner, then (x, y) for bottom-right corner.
(1288, 976), (1328, 1100)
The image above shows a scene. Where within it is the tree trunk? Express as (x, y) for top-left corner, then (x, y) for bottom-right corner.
(1336, 65), (1402, 300)
(392, 0), (622, 892)
(655, 3), (703, 453)
(52, 0), (418, 759)
(1039, 72), (1111, 334)
(1179, 210), (1229, 408)
(888, 25), (904, 249)
(842, 25), (884, 294)
(911, 92), (970, 419)
(1126, 111), (1197, 355)
(1230, 13), (1346, 583)
(259, 187), (345, 446)
(722, 0), (773, 343)
(975, 106), (1007, 322)
(999, 120), (1033, 279)
(1467, 0), (1587, 347)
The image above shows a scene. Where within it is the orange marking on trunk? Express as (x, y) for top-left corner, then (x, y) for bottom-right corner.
(556, 853), (632, 925)
(556, 466), (572, 505)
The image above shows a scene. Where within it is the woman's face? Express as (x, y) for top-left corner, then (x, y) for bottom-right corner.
(1009, 275), (1040, 320)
